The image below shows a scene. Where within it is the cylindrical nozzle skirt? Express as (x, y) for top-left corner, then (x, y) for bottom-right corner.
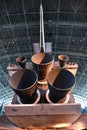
(31, 52), (54, 83)
(9, 69), (38, 104)
(16, 56), (26, 69)
(47, 68), (75, 103)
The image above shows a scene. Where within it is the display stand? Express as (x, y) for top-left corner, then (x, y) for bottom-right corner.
(5, 103), (81, 129)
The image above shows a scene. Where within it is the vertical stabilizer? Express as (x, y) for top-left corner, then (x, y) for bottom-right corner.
(40, 4), (45, 52)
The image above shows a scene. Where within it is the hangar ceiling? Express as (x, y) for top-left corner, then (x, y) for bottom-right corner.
(0, 0), (87, 111)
